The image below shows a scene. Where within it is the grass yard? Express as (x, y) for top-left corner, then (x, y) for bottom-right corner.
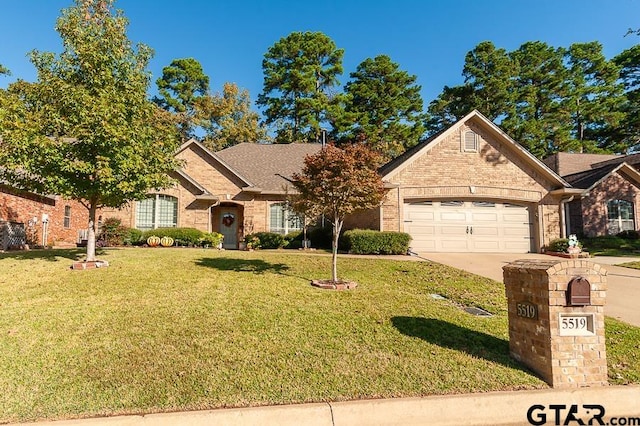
(581, 235), (640, 257)
(0, 248), (638, 422)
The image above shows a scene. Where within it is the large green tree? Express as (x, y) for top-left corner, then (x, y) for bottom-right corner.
(338, 55), (425, 160)
(0, 0), (180, 262)
(462, 41), (515, 121)
(199, 82), (268, 151)
(501, 41), (570, 158)
(427, 40), (629, 157)
(610, 44), (640, 152)
(563, 42), (624, 152)
(154, 57), (210, 141)
(426, 42), (515, 132)
(425, 84), (474, 132)
(257, 31), (344, 143)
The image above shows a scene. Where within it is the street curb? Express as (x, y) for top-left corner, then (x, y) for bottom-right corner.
(11, 385), (640, 426)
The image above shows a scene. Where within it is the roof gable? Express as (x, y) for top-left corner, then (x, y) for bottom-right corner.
(564, 162), (640, 192)
(176, 139), (254, 188)
(380, 110), (570, 188)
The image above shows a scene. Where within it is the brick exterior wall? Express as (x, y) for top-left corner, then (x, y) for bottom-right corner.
(381, 120), (563, 250)
(578, 171), (640, 237)
(101, 144), (280, 247)
(0, 185), (87, 247)
(504, 259), (607, 388)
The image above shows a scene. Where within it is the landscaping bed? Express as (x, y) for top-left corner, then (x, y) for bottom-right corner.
(0, 248), (638, 422)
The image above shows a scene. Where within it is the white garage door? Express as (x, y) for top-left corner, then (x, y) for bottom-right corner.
(404, 200), (533, 253)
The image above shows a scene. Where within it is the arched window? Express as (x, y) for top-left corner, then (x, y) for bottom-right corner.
(607, 199), (635, 234)
(135, 195), (178, 230)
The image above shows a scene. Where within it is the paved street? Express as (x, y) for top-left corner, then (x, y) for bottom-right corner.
(417, 253), (640, 327)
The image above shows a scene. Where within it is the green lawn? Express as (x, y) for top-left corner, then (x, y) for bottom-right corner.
(582, 235), (640, 257)
(0, 248), (638, 422)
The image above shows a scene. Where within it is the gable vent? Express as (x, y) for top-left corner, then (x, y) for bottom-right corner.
(464, 130), (478, 152)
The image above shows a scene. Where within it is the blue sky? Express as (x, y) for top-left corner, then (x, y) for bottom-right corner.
(1, 0), (639, 109)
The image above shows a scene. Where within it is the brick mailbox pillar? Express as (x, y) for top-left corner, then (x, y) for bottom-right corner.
(503, 259), (607, 388)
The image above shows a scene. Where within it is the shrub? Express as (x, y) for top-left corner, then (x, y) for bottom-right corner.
(243, 234), (261, 249)
(99, 217), (134, 247)
(253, 232), (286, 249)
(307, 226), (333, 249)
(547, 238), (570, 252)
(617, 230), (640, 240)
(123, 228), (143, 246)
(142, 228), (204, 246)
(342, 229), (412, 255)
(199, 232), (224, 248)
(284, 231), (303, 249)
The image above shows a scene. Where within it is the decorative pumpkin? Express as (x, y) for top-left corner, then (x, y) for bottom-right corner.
(147, 235), (161, 247)
(160, 236), (174, 247)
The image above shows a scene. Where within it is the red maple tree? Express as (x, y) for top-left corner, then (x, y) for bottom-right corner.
(291, 143), (386, 283)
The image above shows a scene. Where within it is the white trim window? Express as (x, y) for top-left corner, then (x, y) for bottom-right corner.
(269, 203), (302, 235)
(607, 199), (635, 234)
(136, 194), (178, 230)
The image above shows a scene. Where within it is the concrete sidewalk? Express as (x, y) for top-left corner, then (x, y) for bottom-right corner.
(12, 386), (640, 426)
(419, 252), (640, 327)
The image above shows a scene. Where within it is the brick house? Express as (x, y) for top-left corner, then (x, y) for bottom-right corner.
(543, 152), (640, 237)
(5, 110), (584, 252)
(101, 140), (323, 249)
(103, 110), (574, 252)
(348, 110), (576, 252)
(0, 184), (87, 249)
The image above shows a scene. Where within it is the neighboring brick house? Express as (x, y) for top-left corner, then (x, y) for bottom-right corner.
(103, 110), (573, 253)
(0, 184), (87, 249)
(543, 152), (640, 237)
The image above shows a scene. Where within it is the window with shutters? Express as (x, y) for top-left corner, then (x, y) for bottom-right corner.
(463, 130), (478, 152)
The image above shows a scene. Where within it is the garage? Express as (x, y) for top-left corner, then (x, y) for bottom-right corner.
(403, 200), (533, 253)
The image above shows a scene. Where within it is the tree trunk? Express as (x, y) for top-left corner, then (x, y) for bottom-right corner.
(332, 218), (343, 282)
(86, 202), (97, 262)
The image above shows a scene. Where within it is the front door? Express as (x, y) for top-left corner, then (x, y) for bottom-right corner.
(219, 207), (238, 249)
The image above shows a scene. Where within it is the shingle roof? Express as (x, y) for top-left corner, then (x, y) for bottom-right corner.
(562, 163), (620, 189)
(541, 152), (620, 177)
(215, 143), (323, 193)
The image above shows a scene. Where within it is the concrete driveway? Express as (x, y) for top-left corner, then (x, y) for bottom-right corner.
(417, 252), (640, 327)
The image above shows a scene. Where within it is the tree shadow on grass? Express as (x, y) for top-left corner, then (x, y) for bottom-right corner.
(0, 248), (94, 262)
(391, 316), (531, 372)
(196, 257), (293, 275)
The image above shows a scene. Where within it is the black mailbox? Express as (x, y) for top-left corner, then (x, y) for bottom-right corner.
(567, 276), (591, 306)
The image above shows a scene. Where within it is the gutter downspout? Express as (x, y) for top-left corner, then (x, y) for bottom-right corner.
(559, 196), (575, 239)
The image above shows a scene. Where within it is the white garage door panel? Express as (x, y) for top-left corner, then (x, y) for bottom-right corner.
(404, 201), (533, 253)
(408, 211), (435, 221)
(472, 213), (499, 222)
(472, 227), (499, 236)
(441, 226), (467, 235)
(440, 212), (466, 221)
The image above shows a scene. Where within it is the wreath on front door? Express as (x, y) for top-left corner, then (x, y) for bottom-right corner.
(222, 213), (235, 227)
